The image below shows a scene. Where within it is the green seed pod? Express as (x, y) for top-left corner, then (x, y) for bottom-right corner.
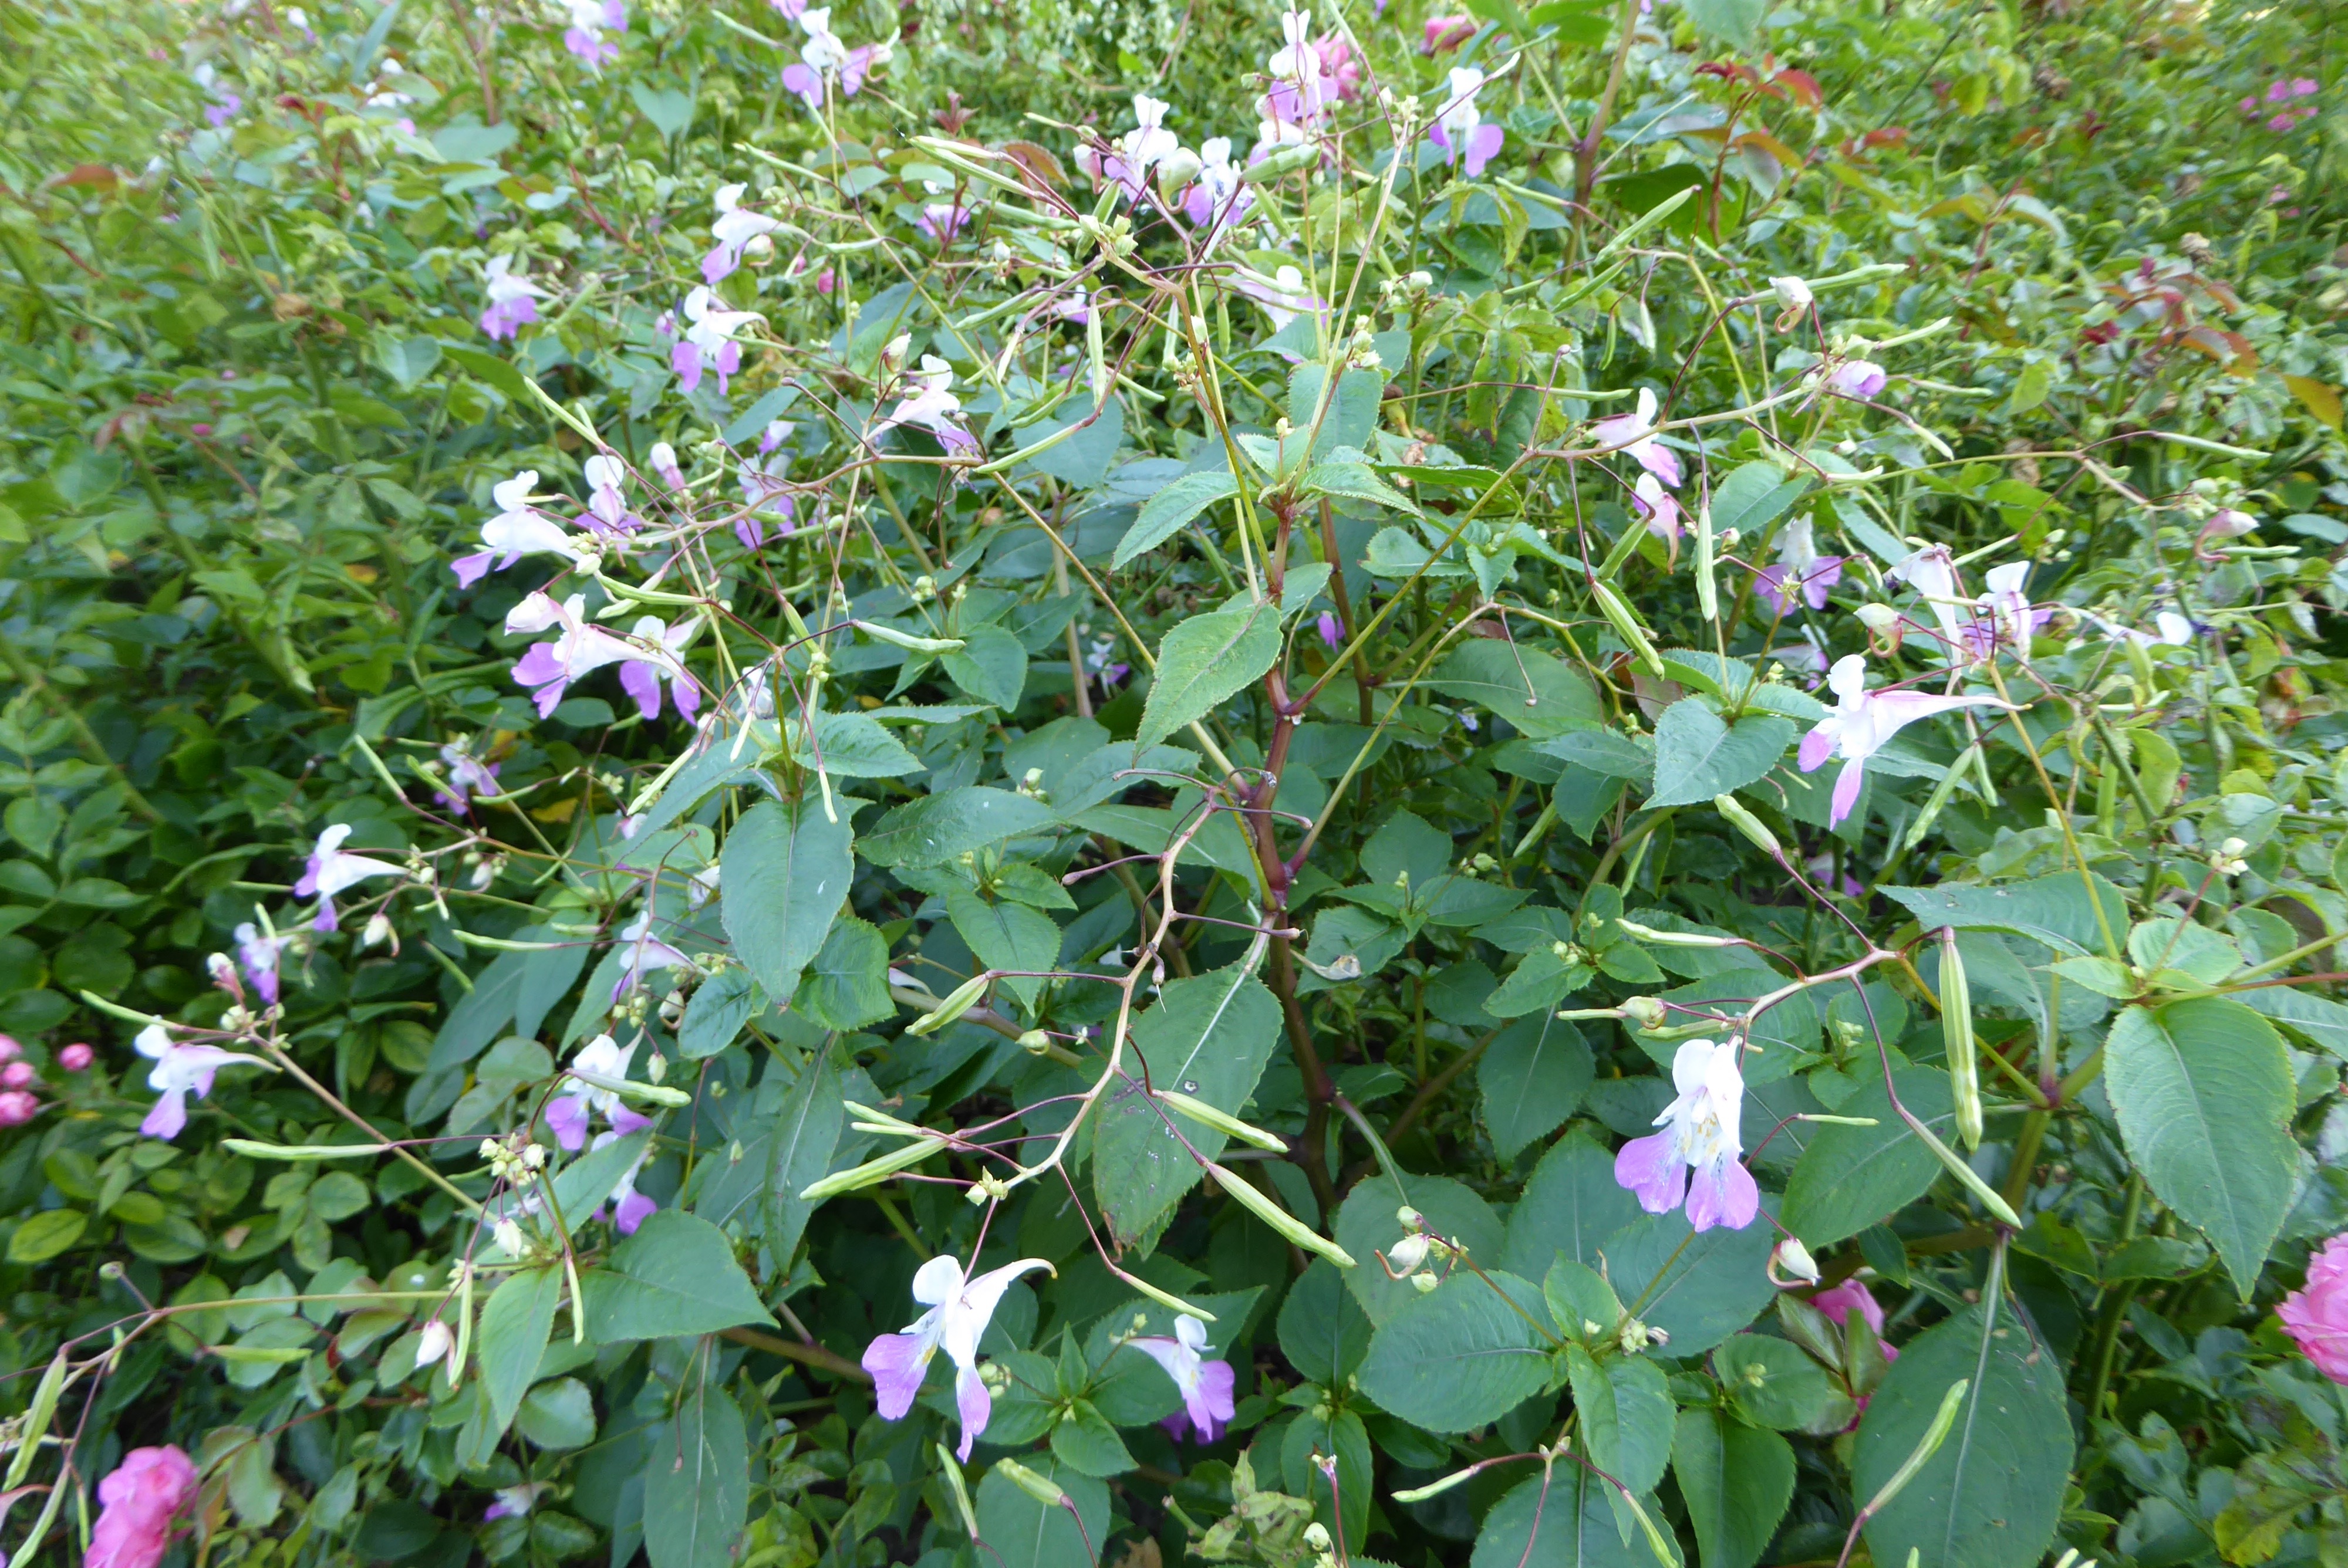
(1712, 793), (1782, 860)
(1939, 928), (1982, 1150)
(1590, 580), (1665, 676)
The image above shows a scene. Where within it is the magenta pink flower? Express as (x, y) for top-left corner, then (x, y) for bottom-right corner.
(1422, 13), (1475, 51)
(2282, 1234), (2348, 1383)
(88, 1445), (198, 1568)
(0, 1035), (19, 1063)
(2, 1062), (34, 1090)
(1317, 611), (1342, 648)
(59, 1043), (94, 1072)
(1810, 1278), (1897, 1359)
(1827, 360), (1887, 400)
(1314, 32), (1363, 100)
(0, 1091), (36, 1127)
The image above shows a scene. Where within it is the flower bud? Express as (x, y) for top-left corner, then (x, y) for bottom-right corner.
(1769, 1237), (1821, 1286)
(58, 1044), (93, 1072)
(1304, 1524), (1332, 1552)
(1155, 146), (1202, 198)
(880, 333), (912, 376)
(361, 913), (394, 949)
(1017, 1029), (1052, 1055)
(1769, 275), (1814, 329)
(1388, 1234), (1431, 1273)
(1854, 603), (1900, 633)
(0, 1091), (38, 1127)
(1619, 995), (1667, 1030)
(1396, 1205), (1423, 1229)
(1411, 1270), (1440, 1294)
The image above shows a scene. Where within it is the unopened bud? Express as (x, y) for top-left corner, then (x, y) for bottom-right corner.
(1304, 1523), (1332, 1552)
(1855, 603), (1900, 633)
(1619, 995), (1667, 1029)
(1411, 1270), (1440, 1293)
(1017, 1029), (1052, 1055)
(1388, 1234), (1431, 1273)
(361, 912), (394, 948)
(1769, 1237), (1820, 1286)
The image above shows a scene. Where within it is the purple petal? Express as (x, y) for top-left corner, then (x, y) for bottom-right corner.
(141, 1090), (187, 1141)
(1684, 1157), (1759, 1232)
(312, 898), (340, 934)
(1463, 123), (1504, 177)
(1614, 1130), (1686, 1215)
(1639, 442), (1683, 489)
(863, 1333), (931, 1420)
(618, 661), (664, 721)
(545, 1096), (589, 1153)
(954, 1364), (991, 1461)
(451, 552), (495, 588)
(512, 643), (565, 689)
(1190, 1359), (1236, 1443)
(613, 1191), (656, 1234)
(1797, 725), (1837, 774)
(1829, 760), (1864, 827)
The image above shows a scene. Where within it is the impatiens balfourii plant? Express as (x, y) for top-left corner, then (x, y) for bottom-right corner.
(6, 0), (2348, 1564)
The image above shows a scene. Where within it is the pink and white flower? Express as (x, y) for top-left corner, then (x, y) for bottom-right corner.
(1589, 387), (1684, 488)
(1422, 13), (1476, 51)
(563, 0), (626, 68)
(507, 591), (643, 717)
(877, 356), (979, 455)
(1971, 560), (2047, 655)
(478, 256), (549, 342)
(610, 907), (699, 1001)
(1128, 1314), (1236, 1443)
(233, 920), (297, 1004)
(1826, 359), (1887, 400)
(703, 183), (782, 286)
(1632, 472), (1682, 546)
(548, 1033), (652, 1151)
(452, 471), (582, 587)
(1755, 516), (1846, 614)
(134, 1024), (265, 1141)
(781, 7), (889, 111)
(1428, 66), (1504, 178)
(88, 1445), (199, 1568)
(436, 744), (502, 813)
(1887, 543), (1967, 649)
(1613, 1037), (1759, 1232)
(1811, 1278), (1899, 1361)
(917, 201), (973, 243)
(863, 1253), (1055, 1460)
(1182, 137), (1251, 239)
(648, 441), (688, 492)
(1797, 654), (2005, 826)
(578, 453), (643, 540)
(484, 1483), (551, 1522)
(294, 824), (404, 932)
(617, 616), (701, 722)
(672, 286), (763, 396)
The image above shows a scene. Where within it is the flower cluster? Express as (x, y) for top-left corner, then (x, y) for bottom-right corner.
(2241, 76), (2319, 132)
(777, 1), (890, 113)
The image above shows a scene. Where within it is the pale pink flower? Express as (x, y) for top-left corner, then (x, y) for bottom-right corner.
(1755, 516), (1845, 614)
(1128, 1314), (1236, 1442)
(478, 255), (548, 342)
(1589, 388), (1683, 488)
(294, 824), (404, 933)
(1317, 611), (1342, 648)
(547, 1033), (648, 1151)
(703, 183), (781, 286)
(618, 616), (701, 722)
(864, 1254), (1055, 1459)
(592, 1126), (659, 1233)
(877, 356), (979, 454)
(1632, 472), (1682, 546)
(451, 470), (578, 589)
(134, 1024), (265, 1141)
(563, 0), (625, 67)
(233, 920), (297, 1004)
(1428, 66), (1504, 177)
(1827, 360), (1887, 399)
(671, 286), (763, 395)
(1614, 1038), (1757, 1232)
(1422, 13), (1475, 51)
(1796, 654), (2004, 826)
(505, 591), (643, 717)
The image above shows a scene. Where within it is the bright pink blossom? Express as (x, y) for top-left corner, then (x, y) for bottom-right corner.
(59, 1044), (94, 1072)
(89, 1446), (199, 1568)
(0, 1092), (35, 1127)
(1422, 13), (1475, 51)
(2282, 1234), (2348, 1383)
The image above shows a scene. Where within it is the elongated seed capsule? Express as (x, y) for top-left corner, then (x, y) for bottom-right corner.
(906, 972), (992, 1036)
(995, 1459), (1068, 1508)
(799, 1135), (948, 1200)
(1205, 1162), (1357, 1267)
(1712, 793), (1782, 860)
(1939, 928), (1982, 1149)
(936, 1445), (981, 1539)
(1156, 1089), (1288, 1152)
(1899, 741), (1978, 854)
(1590, 581), (1665, 676)
(852, 620), (966, 655)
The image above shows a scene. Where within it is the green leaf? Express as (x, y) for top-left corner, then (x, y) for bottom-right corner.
(1049, 1401), (1136, 1477)
(629, 82), (694, 139)
(859, 786), (1058, 868)
(677, 965), (759, 1060)
(787, 710), (922, 778)
(792, 917), (894, 1031)
(1783, 1067), (1956, 1249)
(1337, 1172), (1504, 1326)
(1716, 1333), (1835, 1430)
(1114, 470), (1239, 567)
(1673, 1408), (1794, 1568)
(719, 798), (852, 1008)
(426, 940), (539, 1072)
(1537, 729), (1655, 782)
(2106, 997), (2297, 1297)
(1500, 1129), (1647, 1278)
(642, 1388), (747, 1568)
(1137, 602), (1281, 751)
(1878, 873), (2130, 958)
(1568, 1344), (1674, 1498)
(517, 1377), (598, 1451)
(943, 624), (1028, 711)
(1092, 962), (1283, 1246)
(1277, 1260), (1371, 1386)
(765, 1053), (844, 1266)
(1479, 1013), (1594, 1159)
(1681, 0), (1765, 45)
(1427, 641), (1604, 739)
(1854, 1302), (2072, 1568)
(1014, 397), (1125, 488)
(1600, 1207), (1775, 1356)
(1357, 1270), (1553, 1432)
(949, 887), (1061, 1009)
(1647, 702), (1794, 809)
(2242, 985), (2348, 1060)
(583, 1211), (775, 1342)
(976, 1456), (1110, 1568)
(476, 1265), (560, 1438)
(1706, 462), (1808, 543)
(7, 1209), (85, 1264)
(1471, 1466), (1675, 1568)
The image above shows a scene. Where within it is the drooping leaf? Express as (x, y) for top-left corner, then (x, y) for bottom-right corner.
(1470, 1465), (1676, 1568)
(1568, 1344), (1674, 1498)
(859, 786), (1059, 868)
(642, 1387), (748, 1568)
(719, 798), (852, 1006)
(1854, 1300), (2072, 1568)
(2105, 996), (2296, 1297)
(1647, 701), (1794, 809)
(582, 1211), (775, 1342)
(1674, 1408), (1794, 1568)
(1500, 1129), (1646, 1278)
(1783, 1068), (1956, 1249)
(1113, 469), (1239, 567)
(1357, 1270), (1553, 1432)
(1136, 601), (1281, 751)
(475, 1264), (561, 1438)
(1092, 963), (1283, 1246)
(765, 1053), (845, 1266)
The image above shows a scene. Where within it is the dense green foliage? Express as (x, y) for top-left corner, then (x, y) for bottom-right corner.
(4, 0), (2348, 1564)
